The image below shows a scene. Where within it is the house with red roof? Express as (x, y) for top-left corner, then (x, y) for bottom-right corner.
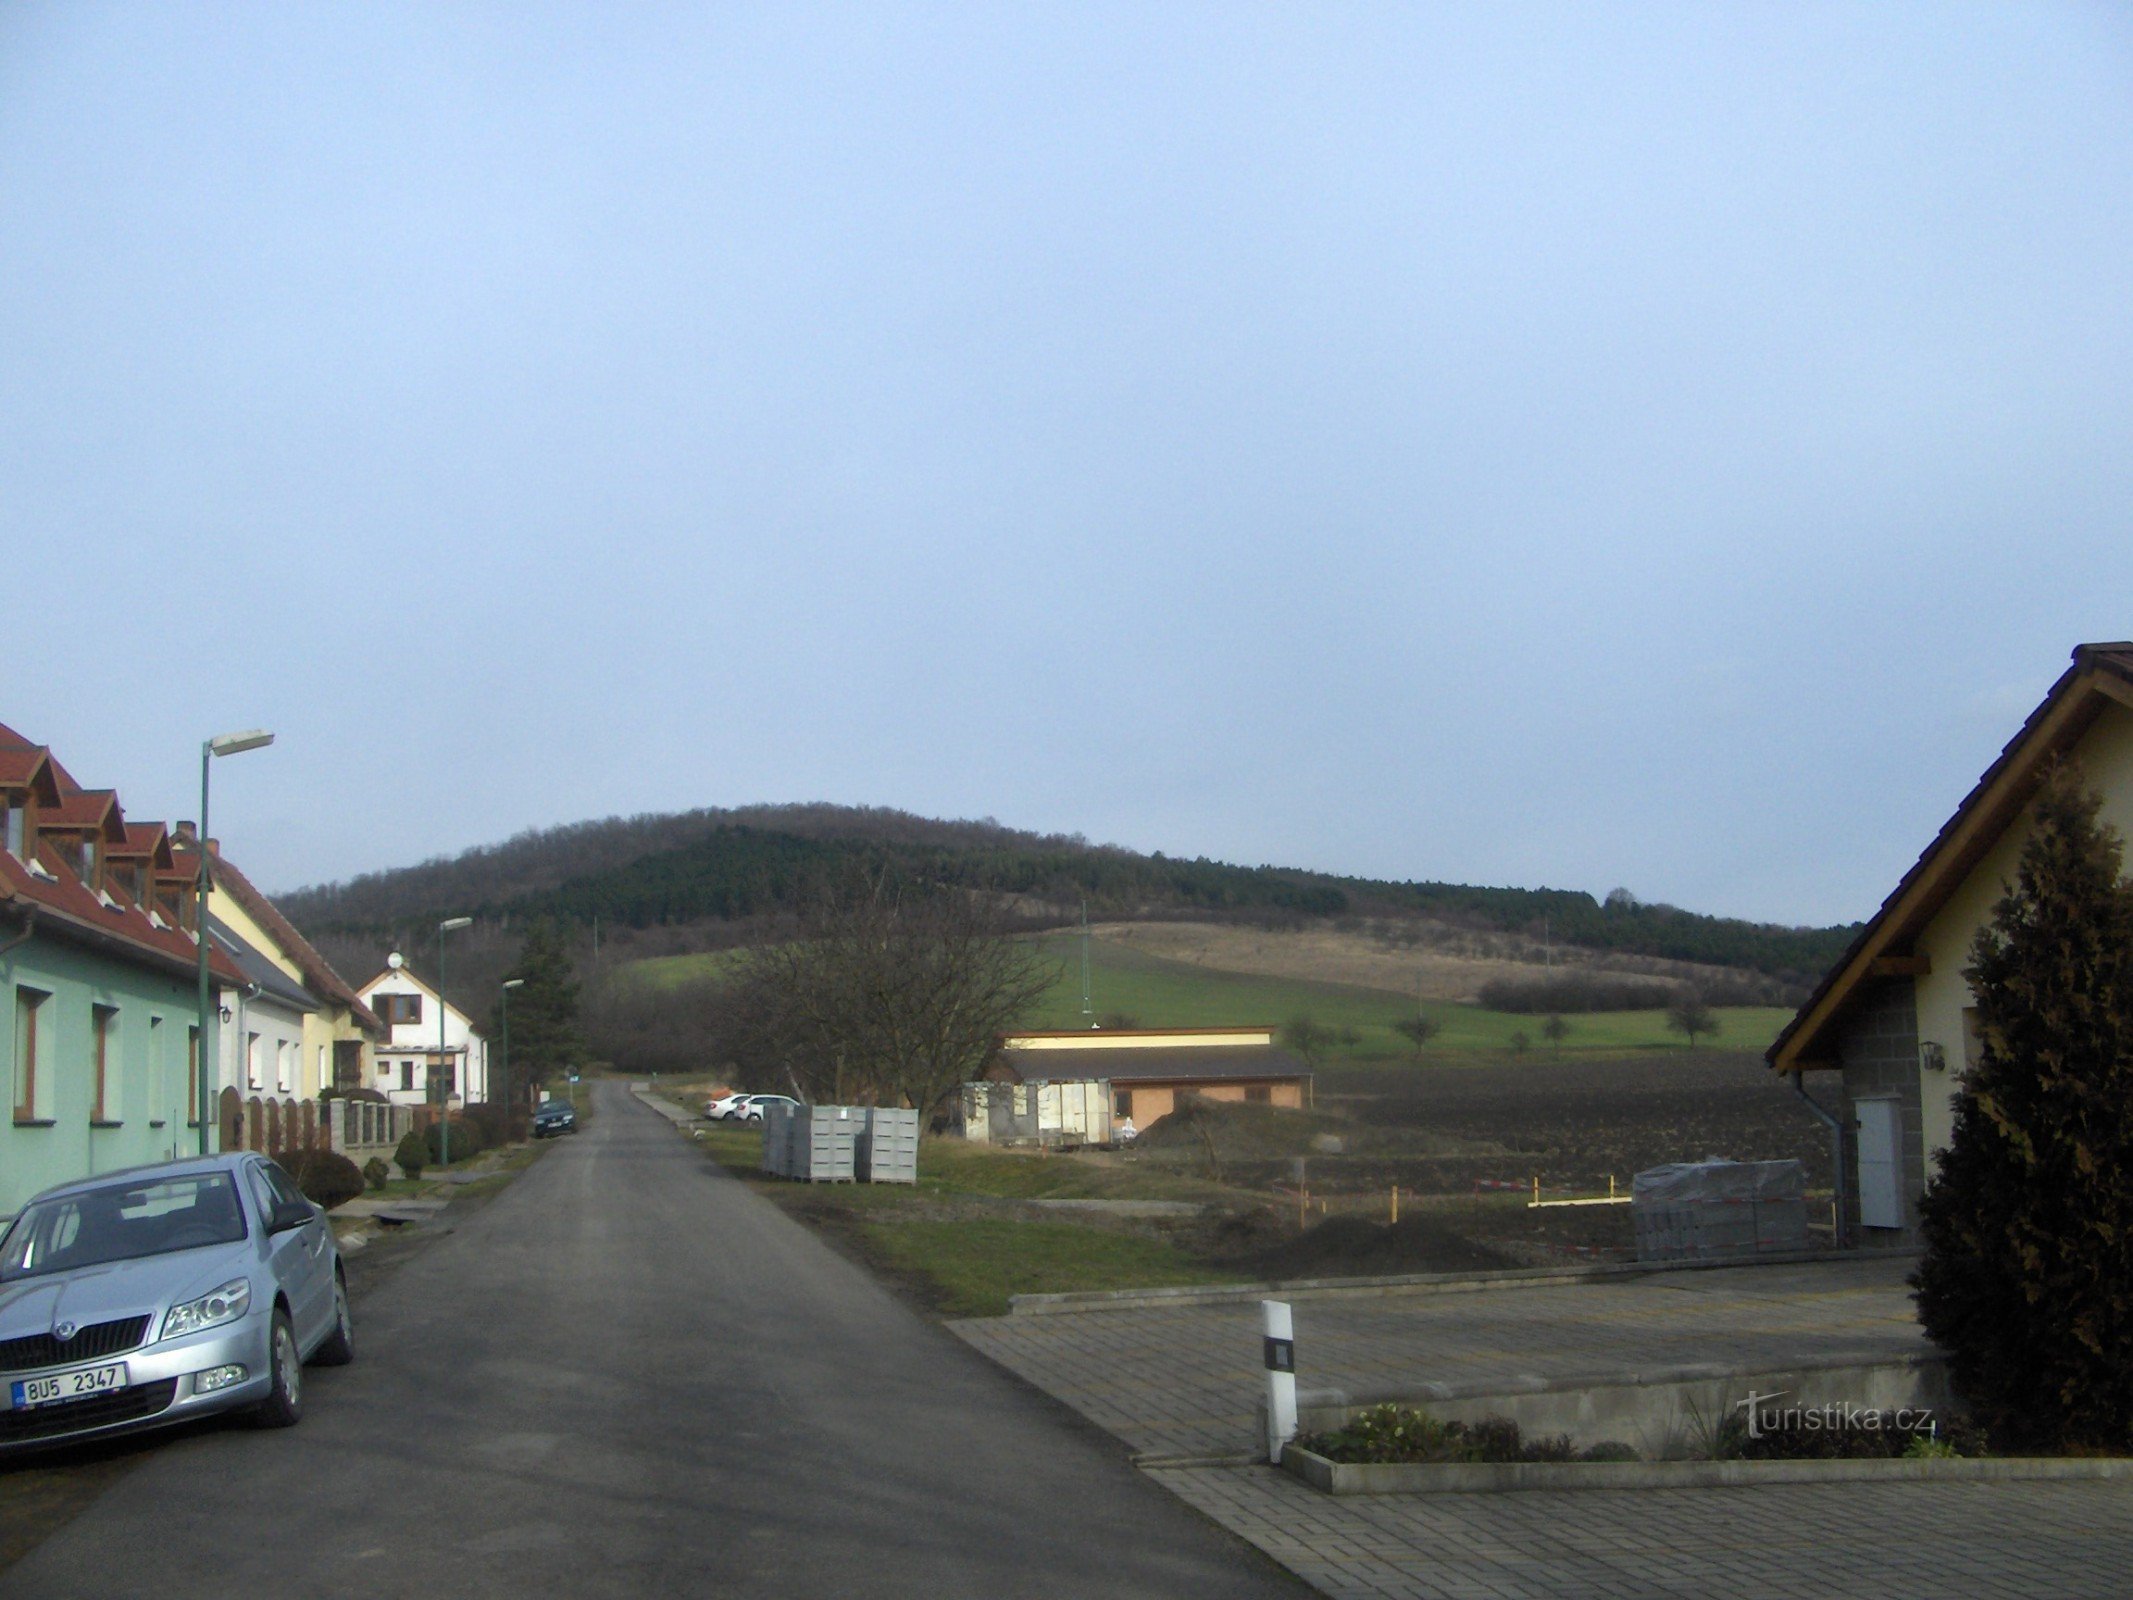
(0, 722), (258, 1214)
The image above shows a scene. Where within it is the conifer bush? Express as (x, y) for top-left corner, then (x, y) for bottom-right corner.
(1913, 762), (2133, 1452)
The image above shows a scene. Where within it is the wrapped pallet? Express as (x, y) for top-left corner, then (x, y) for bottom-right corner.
(788, 1104), (860, 1182)
(1632, 1159), (1809, 1262)
(858, 1106), (920, 1184)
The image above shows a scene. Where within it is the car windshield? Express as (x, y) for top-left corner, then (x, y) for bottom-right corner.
(0, 1173), (248, 1281)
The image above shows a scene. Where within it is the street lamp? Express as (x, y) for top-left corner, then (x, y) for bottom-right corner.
(499, 978), (525, 1138)
(436, 916), (473, 1163)
(196, 729), (273, 1154)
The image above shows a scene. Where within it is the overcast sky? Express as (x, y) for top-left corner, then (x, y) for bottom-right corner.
(4, 4), (2129, 926)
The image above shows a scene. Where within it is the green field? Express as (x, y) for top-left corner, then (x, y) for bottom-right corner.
(610, 931), (1791, 1061)
(1029, 934), (1790, 1060)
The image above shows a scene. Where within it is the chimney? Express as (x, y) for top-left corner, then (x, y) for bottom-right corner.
(172, 820), (197, 845)
(206, 837), (220, 858)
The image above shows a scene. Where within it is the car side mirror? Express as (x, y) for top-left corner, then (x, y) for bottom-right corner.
(268, 1199), (316, 1234)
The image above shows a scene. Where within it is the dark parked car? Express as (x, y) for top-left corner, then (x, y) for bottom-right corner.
(0, 1153), (352, 1452)
(532, 1099), (578, 1138)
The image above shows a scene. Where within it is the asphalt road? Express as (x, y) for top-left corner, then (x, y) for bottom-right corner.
(2, 1083), (1309, 1599)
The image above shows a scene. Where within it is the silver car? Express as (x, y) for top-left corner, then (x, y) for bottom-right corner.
(0, 1152), (352, 1451)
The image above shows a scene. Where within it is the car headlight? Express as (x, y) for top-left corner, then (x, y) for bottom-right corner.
(162, 1278), (253, 1341)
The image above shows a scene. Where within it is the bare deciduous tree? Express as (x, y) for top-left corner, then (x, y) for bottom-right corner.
(717, 873), (1052, 1118)
(1392, 1012), (1442, 1063)
(1665, 990), (1719, 1050)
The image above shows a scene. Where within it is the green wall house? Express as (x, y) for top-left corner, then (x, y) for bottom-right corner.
(2, 724), (247, 1218)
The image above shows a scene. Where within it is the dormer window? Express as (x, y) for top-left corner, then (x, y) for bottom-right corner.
(76, 837), (95, 888)
(1, 798), (21, 859)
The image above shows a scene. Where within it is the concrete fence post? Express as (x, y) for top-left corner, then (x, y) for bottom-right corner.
(1262, 1299), (1297, 1463)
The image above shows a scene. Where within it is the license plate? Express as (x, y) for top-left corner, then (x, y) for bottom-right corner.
(10, 1363), (128, 1409)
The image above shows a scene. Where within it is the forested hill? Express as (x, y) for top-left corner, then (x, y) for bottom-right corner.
(280, 803), (1857, 983)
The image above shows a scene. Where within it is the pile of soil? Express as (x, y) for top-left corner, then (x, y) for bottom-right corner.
(1237, 1213), (1517, 1281)
(1133, 1095), (1347, 1160)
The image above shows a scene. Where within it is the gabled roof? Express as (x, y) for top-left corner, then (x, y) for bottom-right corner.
(0, 721), (245, 985)
(202, 850), (382, 1034)
(113, 822), (178, 871)
(997, 1042), (1311, 1085)
(1769, 642), (2133, 1074)
(44, 787), (126, 841)
(357, 963), (485, 1039)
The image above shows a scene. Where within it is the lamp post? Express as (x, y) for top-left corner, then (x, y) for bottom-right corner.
(436, 916), (472, 1163)
(195, 729), (273, 1155)
(500, 978), (524, 1139)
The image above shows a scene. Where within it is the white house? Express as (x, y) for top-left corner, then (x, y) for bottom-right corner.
(355, 958), (490, 1110)
(208, 915), (317, 1104)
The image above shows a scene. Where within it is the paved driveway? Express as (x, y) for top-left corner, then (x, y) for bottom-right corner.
(956, 1256), (1927, 1458)
(951, 1255), (2133, 1598)
(0, 1084), (1307, 1599)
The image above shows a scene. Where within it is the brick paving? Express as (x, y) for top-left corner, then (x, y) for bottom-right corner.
(1147, 1466), (2133, 1600)
(952, 1257), (1925, 1459)
(950, 1258), (2133, 1598)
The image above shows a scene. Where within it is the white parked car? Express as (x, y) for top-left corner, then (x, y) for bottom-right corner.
(704, 1093), (752, 1122)
(737, 1095), (801, 1123)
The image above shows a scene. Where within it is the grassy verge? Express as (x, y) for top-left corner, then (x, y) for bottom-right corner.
(685, 1122), (1243, 1314)
(859, 1218), (1247, 1317)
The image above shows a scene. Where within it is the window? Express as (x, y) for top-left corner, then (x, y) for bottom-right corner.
(246, 1031), (261, 1091)
(1245, 1085), (1271, 1104)
(275, 1039), (291, 1094)
(186, 1026), (200, 1126)
(76, 837), (95, 887)
(91, 1004), (118, 1123)
(1115, 1089), (1133, 1117)
(148, 1016), (165, 1125)
(14, 987), (50, 1123)
(2, 798), (23, 858)
(379, 993), (423, 1027)
(400, 1060), (413, 1092)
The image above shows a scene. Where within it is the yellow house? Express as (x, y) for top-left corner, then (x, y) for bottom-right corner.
(1769, 642), (2133, 1245)
(180, 835), (382, 1099)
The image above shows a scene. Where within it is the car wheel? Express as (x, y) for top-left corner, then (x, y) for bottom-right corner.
(252, 1309), (303, 1428)
(312, 1272), (354, 1367)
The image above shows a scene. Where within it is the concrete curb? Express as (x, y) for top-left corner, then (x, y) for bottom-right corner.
(1291, 1347), (1947, 1411)
(1281, 1444), (2133, 1495)
(1006, 1247), (1913, 1316)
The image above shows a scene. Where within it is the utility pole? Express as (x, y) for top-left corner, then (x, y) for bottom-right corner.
(1080, 899), (1093, 1025)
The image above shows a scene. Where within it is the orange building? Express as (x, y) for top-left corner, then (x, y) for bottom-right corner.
(988, 1026), (1311, 1130)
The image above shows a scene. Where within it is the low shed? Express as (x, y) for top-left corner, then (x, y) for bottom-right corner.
(989, 1027), (1311, 1131)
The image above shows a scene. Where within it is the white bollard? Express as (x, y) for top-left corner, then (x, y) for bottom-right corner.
(1262, 1299), (1297, 1464)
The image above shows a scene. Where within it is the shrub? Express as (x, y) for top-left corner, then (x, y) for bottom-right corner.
(320, 1085), (389, 1104)
(424, 1117), (485, 1165)
(1296, 1403), (1638, 1465)
(1914, 762), (2133, 1453)
(394, 1129), (428, 1179)
(269, 1148), (365, 1211)
(460, 1100), (508, 1147)
(362, 1156), (391, 1191)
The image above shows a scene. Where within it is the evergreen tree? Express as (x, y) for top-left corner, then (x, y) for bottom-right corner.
(492, 920), (587, 1099)
(1913, 762), (2133, 1450)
